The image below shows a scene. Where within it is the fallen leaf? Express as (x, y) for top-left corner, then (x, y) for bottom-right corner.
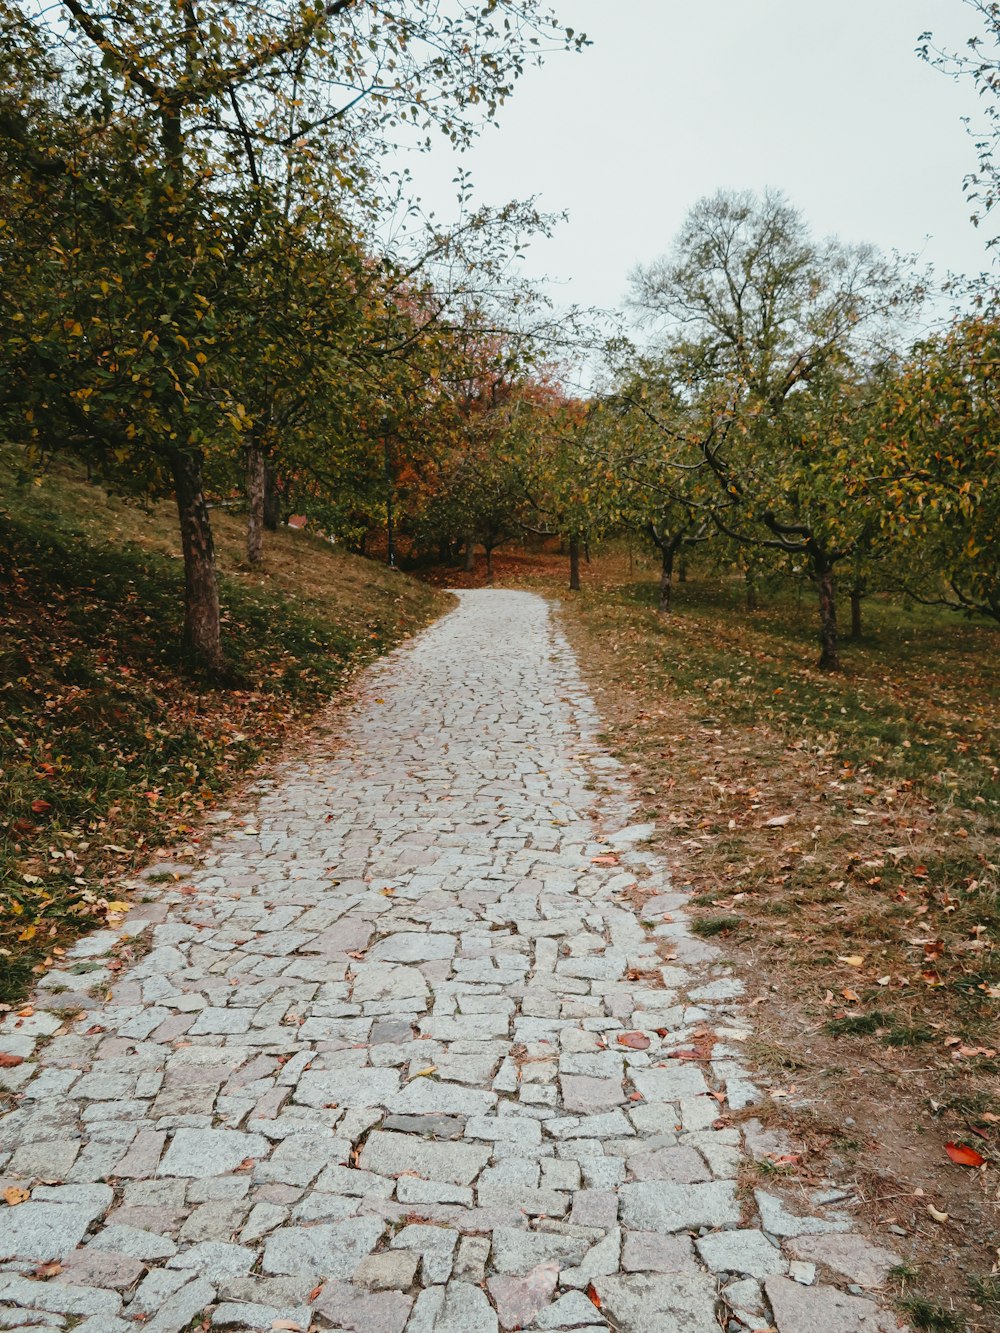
(838, 955), (864, 968)
(927, 1204), (949, 1223)
(586, 1285), (602, 1310)
(0, 1053), (24, 1068)
(591, 854), (620, 866)
(841, 989), (861, 1003)
(270, 1323), (304, 1331)
(617, 1032), (650, 1050)
(30, 799), (51, 815)
(944, 1142), (985, 1167)
(3, 1187), (30, 1206)
(35, 1261), (62, 1277)
(764, 814), (793, 827)
(409, 1066), (437, 1079)
(307, 1284), (324, 1302)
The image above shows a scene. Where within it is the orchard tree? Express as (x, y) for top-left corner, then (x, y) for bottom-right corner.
(630, 189), (916, 669)
(1, 0), (585, 671)
(878, 311), (1000, 622)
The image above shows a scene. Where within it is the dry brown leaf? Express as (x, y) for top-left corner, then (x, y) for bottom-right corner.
(3, 1187), (30, 1206)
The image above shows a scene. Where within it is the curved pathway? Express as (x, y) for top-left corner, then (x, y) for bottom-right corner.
(0, 591), (903, 1332)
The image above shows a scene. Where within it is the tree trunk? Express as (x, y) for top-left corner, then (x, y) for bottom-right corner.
(170, 449), (224, 675)
(817, 563), (840, 671)
(658, 544), (675, 613)
(569, 535), (581, 591)
(745, 570), (757, 612)
(850, 585), (863, 640)
(464, 534), (476, 573)
(438, 539), (451, 565)
(263, 464), (280, 531)
(246, 442), (266, 565)
(485, 544), (494, 583)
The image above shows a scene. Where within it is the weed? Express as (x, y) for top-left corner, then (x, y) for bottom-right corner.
(691, 915), (743, 937)
(898, 1295), (965, 1331)
(825, 1011), (892, 1037)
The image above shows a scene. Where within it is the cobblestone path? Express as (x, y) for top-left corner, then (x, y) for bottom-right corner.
(0, 591), (905, 1332)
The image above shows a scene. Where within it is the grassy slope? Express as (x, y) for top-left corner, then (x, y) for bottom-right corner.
(0, 448), (450, 1001)
(478, 545), (998, 1332)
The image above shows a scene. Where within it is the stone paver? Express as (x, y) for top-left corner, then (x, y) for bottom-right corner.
(0, 591), (903, 1332)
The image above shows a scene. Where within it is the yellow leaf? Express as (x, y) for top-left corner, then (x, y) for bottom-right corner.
(409, 1066), (437, 1080)
(3, 1187), (30, 1207)
(838, 955), (864, 968)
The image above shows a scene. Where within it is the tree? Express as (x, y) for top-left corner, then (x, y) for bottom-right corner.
(590, 362), (715, 613)
(877, 311), (1000, 623)
(629, 189), (914, 669)
(919, 3), (1000, 247)
(1, 0), (584, 670)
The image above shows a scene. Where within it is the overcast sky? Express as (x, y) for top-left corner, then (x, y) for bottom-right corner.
(396, 0), (993, 326)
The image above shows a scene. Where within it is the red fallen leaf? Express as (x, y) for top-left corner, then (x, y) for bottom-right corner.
(617, 1032), (650, 1050)
(0, 1053), (24, 1068)
(586, 1285), (602, 1309)
(591, 854), (620, 867)
(35, 1261), (62, 1278)
(346, 950), (366, 960)
(307, 1283), (324, 1302)
(85, 1025), (105, 1035)
(628, 1091), (644, 1102)
(668, 1049), (704, 1061)
(655, 1028), (669, 1038)
(923, 939), (946, 961)
(180, 886), (198, 896)
(30, 799), (51, 816)
(912, 864), (929, 877)
(945, 1142), (985, 1167)
(14, 818), (37, 833)
(234, 1157), (256, 1171)
(105, 960), (123, 972)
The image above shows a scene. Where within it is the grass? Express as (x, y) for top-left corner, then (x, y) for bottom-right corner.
(0, 446), (449, 1000)
(898, 1296), (966, 1332)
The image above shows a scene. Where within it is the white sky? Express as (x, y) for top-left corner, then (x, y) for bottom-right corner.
(396, 0), (993, 323)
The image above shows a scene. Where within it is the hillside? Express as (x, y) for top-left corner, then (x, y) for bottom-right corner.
(0, 447), (450, 999)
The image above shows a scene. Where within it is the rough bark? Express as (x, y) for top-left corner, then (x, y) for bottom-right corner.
(850, 585), (863, 640)
(464, 534), (476, 573)
(817, 562), (840, 670)
(568, 535), (581, 591)
(170, 449), (224, 674)
(246, 442), (266, 565)
(658, 544), (675, 613)
(263, 464), (281, 531)
(485, 544), (495, 583)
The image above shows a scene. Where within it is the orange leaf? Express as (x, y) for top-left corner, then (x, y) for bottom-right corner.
(30, 799), (51, 816)
(617, 1032), (650, 1050)
(586, 1285), (602, 1309)
(591, 854), (620, 867)
(944, 1142), (985, 1167)
(3, 1187), (30, 1206)
(0, 1053), (24, 1068)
